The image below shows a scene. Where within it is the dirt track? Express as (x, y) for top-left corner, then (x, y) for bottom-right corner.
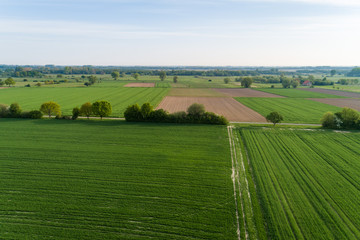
(156, 96), (266, 122)
(213, 88), (284, 98)
(310, 98), (360, 111)
(299, 88), (360, 98)
(124, 83), (155, 87)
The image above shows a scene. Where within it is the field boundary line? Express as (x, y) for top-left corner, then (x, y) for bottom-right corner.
(227, 126), (242, 240)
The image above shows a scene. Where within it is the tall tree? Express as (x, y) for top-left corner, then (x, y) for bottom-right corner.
(241, 77), (253, 88)
(159, 71), (167, 81)
(5, 77), (15, 87)
(330, 70), (336, 77)
(132, 73), (140, 81)
(92, 100), (112, 120)
(266, 112), (283, 126)
(111, 71), (120, 80)
(80, 102), (93, 119)
(40, 101), (61, 118)
(173, 76), (178, 83)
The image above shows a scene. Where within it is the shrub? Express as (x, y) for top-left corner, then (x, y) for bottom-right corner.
(9, 103), (22, 117)
(20, 111), (32, 118)
(141, 102), (153, 119)
(72, 107), (80, 120)
(335, 107), (359, 129)
(187, 103), (205, 118)
(0, 104), (8, 117)
(149, 109), (169, 122)
(168, 111), (187, 123)
(321, 112), (337, 129)
(29, 110), (43, 119)
(224, 78), (230, 84)
(124, 104), (142, 121)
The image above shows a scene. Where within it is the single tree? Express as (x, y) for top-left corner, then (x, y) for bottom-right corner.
(40, 101), (61, 118)
(241, 77), (253, 88)
(111, 71), (120, 80)
(72, 107), (80, 120)
(173, 76), (178, 83)
(159, 71), (167, 81)
(291, 80), (299, 88)
(141, 102), (153, 119)
(80, 102), (93, 119)
(224, 78), (230, 84)
(5, 77), (15, 87)
(92, 100), (112, 120)
(187, 103), (205, 118)
(281, 78), (291, 88)
(266, 112), (283, 126)
(0, 79), (4, 86)
(87, 75), (97, 86)
(132, 73), (140, 81)
(330, 70), (336, 77)
(9, 103), (21, 117)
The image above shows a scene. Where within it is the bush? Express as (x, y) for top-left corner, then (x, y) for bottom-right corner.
(141, 102), (153, 119)
(9, 103), (22, 117)
(187, 103), (205, 118)
(335, 107), (359, 129)
(149, 109), (169, 122)
(124, 104), (142, 121)
(0, 104), (8, 117)
(72, 107), (80, 120)
(168, 111), (187, 123)
(20, 111), (31, 118)
(321, 112), (337, 129)
(29, 110), (43, 119)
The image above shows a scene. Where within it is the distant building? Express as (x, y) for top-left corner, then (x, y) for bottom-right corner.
(302, 80), (312, 86)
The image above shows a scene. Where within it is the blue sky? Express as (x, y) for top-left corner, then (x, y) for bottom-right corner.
(0, 0), (359, 66)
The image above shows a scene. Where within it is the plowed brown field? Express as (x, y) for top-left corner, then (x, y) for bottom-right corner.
(124, 83), (155, 87)
(310, 98), (360, 111)
(300, 88), (360, 98)
(213, 88), (284, 97)
(169, 88), (225, 97)
(156, 96), (266, 122)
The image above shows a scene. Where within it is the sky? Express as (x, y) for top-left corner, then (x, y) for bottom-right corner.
(0, 0), (359, 66)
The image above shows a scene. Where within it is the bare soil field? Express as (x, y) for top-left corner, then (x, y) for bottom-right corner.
(300, 88), (360, 98)
(156, 96), (266, 122)
(213, 88), (284, 97)
(0, 87), (9, 89)
(310, 98), (360, 111)
(124, 83), (155, 87)
(169, 88), (226, 97)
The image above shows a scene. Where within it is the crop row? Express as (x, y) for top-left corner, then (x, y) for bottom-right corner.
(240, 128), (360, 239)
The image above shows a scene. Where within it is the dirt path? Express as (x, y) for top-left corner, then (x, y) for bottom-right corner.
(227, 126), (242, 240)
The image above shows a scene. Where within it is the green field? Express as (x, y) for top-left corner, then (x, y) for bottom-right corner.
(236, 98), (342, 123)
(0, 119), (236, 239)
(0, 85), (169, 117)
(239, 128), (360, 239)
(257, 88), (346, 98)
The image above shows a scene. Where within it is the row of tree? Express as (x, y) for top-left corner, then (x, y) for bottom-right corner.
(321, 107), (360, 130)
(0, 103), (42, 119)
(124, 103), (228, 125)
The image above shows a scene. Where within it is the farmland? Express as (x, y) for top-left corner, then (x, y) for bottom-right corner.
(238, 128), (360, 239)
(310, 98), (360, 111)
(0, 119), (236, 240)
(257, 88), (347, 98)
(236, 98), (342, 123)
(299, 88), (360, 98)
(0, 86), (169, 117)
(157, 96), (266, 122)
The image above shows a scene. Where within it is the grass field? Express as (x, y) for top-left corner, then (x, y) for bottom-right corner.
(0, 119), (236, 240)
(239, 128), (360, 240)
(257, 88), (346, 98)
(0, 86), (169, 117)
(236, 98), (342, 123)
